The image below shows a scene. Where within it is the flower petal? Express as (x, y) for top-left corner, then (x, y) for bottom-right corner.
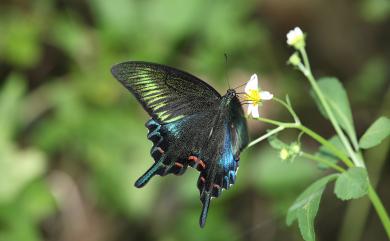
(247, 103), (259, 118)
(260, 91), (273, 100)
(251, 104), (260, 118)
(247, 103), (254, 116)
(245, 74), (258, 93)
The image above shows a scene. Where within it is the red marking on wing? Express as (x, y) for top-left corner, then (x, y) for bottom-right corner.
(188, 156), (206, 170)
(157, 147), (165, 154)
(175, 162), (184, 168)
(188, 156), (197, 161)
(200, 176), (206, 183)
(212, 184), (221, 189)
(198, 159), (206, 169)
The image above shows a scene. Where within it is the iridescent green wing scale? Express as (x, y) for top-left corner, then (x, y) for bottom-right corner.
(111, 61), (221, 123)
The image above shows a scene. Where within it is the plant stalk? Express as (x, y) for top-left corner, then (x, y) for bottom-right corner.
(298, 48), (364, 168)
(367, 184), (390, 238)
(253, 117), (353, 167)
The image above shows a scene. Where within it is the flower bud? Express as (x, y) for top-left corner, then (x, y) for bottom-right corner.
(288, 52), (301, 67)
(280, 148), (289, 160)
(287, 27), (305, 49)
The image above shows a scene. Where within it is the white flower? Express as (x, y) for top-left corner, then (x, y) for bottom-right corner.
(244, 74), (273, 118)
(286, 27), (305, 49)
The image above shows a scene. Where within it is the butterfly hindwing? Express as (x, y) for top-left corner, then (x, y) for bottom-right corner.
(196, 98), (247, 227)
(111, 61), (221, 123)
(134, 109), (218, 188)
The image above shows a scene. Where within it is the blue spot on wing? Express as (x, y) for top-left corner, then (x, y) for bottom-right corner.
(218, 126), (238, 189)
(198, 125), (239, 227)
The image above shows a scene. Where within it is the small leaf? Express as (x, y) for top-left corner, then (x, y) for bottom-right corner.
(267, 133), (285, 149)
(0, 73), (26, 141)
(359, 116), (390, 149)
(315, 136), (347, 169)
(287, 174), (338, 241)
(334, 167), (369, 200)
(312, 77), (358, 149)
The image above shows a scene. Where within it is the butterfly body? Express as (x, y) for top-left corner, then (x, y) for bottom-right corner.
(111, 61), (248, 227)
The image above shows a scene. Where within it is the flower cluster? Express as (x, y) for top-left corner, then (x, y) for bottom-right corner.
(243, 27), (306, 118)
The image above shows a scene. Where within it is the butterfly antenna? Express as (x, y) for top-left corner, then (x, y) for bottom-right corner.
(233, 82), (247, 90)
(224, 53), (231, 89)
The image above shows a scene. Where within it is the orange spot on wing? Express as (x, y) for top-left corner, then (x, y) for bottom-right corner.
(157, 147), (164, 154)
(175, 162), (184, 168)
(213, 184), (221, 189)
(200, 176), (206, 183)
(188, 156), (206, 170)
(198, 160), (206, 169)
(188, 156), (197, 161)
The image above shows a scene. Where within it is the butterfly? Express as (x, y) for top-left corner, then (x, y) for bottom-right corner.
(111, 61), (249, 227)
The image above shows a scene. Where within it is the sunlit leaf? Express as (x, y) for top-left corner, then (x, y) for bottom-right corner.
(359, 116), (390, 149)
(0, 149), (46, 204)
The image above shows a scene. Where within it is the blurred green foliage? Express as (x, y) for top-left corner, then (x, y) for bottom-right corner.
(0, 0), (389, 241)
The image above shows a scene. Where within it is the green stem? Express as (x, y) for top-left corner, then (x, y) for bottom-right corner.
(297, 46), (390, 237)
(298, 48), (364, 168)
(367, 184), (390, 238)
(300, 152), (345, 173)
(254, 117), (289, 126)
(248, 126), (284, 148)
(273, 97), (301, 124)
(298, 125), (353, 167)
(253, 117), (353, 167)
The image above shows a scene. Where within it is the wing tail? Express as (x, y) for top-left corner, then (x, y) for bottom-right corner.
(199, 191), (211, 228)
(134, 161), (163, 188)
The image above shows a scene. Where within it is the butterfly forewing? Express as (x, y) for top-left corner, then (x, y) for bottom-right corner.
(111, 61), (221, 123)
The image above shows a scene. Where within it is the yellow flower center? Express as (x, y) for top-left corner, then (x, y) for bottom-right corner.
(246, 89), (261, 103)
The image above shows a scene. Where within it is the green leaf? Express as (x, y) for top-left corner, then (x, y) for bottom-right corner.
(287, 174), (338, 241)
(315, 136), (347, 169)
(267, 133), (286, 149)
(359, 116), (390, 149)
(312, 77), (358, 149)
(0, 148), (46, 204)
(0, 73), (25, 142)
(334, 167), (369, 200)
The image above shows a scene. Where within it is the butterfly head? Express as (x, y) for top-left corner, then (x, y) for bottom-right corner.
(226, 89), (236, 97)
(221, 89), (237, 106)
(225, 89), (237, 99)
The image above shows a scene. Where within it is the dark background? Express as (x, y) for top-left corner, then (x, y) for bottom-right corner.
(0, 0), (389, 241)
